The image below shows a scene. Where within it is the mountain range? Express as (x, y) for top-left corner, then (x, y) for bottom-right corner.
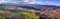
(0, 3), (60, 11)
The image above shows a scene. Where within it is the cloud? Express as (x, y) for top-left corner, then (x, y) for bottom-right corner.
(23, 0), (36, 4)
(35, 1), (60, 6)
(37, 1), (54, 5)
(45, 1), (56, 5)
(7, 0), (36, 4)
(0, 0), (11, 4)
(0, 0), (60, 6)
(44, 1), (60, 6)
(27, 2), (35, 4)
(0, 0), (36, 4)
(0, 0), (5, 2)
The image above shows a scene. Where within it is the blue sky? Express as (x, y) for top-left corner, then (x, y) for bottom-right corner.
(0, 0), (60, 6)
(37, 0), (60, 2)
(36, 0), (60, 3)
(36, 0), (60, 6)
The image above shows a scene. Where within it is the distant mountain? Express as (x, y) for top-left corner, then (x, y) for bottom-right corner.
(0, 3), (60, 11)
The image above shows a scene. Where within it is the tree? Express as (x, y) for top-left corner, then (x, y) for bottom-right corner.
(0, 10), (4, 19)
(0, 10), (4, 14)
(18, 10), (38, 19)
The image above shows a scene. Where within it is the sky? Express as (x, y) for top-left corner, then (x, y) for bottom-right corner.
(0, 0), (60, 6)
(36, 0), (60, 6)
